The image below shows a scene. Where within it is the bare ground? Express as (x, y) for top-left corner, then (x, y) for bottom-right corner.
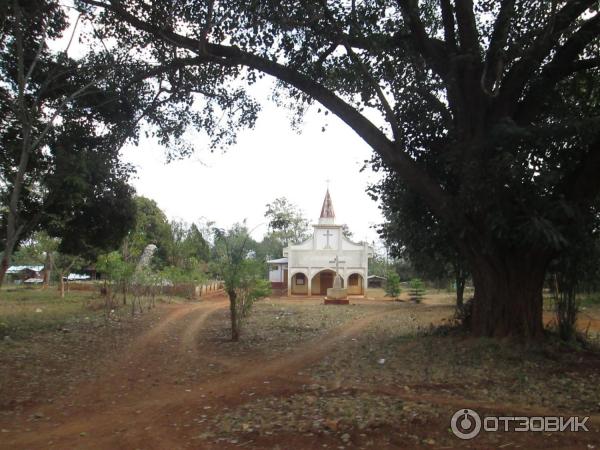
(1, 294), (599, 449)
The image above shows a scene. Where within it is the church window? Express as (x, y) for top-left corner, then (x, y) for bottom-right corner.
(295, 273), (306, 285)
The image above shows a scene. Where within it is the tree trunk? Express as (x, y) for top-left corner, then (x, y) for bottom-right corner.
(470, 252), (548, 339)
(60, 274), (65, 298)
(0, 254), (10, 290)
(0, 236), (19, 290)
(228, 289), (239, 341)
(455, 273), (466, 309)
(43, 252), (52, 289)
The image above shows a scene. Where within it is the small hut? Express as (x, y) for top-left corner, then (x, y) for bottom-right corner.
(367, 275), (387, 289)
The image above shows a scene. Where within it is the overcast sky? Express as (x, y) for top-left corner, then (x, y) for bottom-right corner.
(120, 80), (385, 246)
(52, 5), (387, 250)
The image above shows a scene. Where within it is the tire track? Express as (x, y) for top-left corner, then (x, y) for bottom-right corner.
(3, 304), (396, 449)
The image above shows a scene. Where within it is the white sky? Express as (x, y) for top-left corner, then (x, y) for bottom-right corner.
(120, 85), (385, 244)
(50, 4), (386, 249)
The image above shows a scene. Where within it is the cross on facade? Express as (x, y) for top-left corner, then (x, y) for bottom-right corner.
(324, 229), (334, 248)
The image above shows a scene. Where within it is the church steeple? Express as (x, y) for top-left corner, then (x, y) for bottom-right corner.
(319, 189), (335, 224)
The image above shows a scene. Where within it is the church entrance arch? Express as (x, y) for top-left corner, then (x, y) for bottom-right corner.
(311, 269), (342, 296)
(347, 273), (364, 295)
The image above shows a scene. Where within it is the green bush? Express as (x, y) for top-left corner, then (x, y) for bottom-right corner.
(385, 271), (401, 300)
(409, 278), (425, 303)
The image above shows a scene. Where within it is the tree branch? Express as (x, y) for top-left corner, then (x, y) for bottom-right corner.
(439, 0), (458, 52)
(317, 0), (401, 141)
(482, 0), (515, 96)
(454, 0), (480, 54)
(81, 0), (462, 226)
(516, 13), (600, 123)
(396, 0), (450, 80)
(494, 0), (597, 117)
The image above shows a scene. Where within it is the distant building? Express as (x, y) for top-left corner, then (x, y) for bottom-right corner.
(267, 257), (289, 290)
(6, 265), (45, 283)
(367, 275), (387, 289)
(268, 189), (373, 296)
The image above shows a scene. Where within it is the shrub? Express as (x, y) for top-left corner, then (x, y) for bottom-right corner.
(384, 271), (401, 300)
(409, 278), (425, 303)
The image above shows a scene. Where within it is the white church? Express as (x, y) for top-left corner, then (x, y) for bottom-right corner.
(268, 189), (374, 297)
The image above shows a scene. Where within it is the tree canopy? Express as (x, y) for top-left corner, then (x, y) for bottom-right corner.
(264, 197), (309, 247)
(370, 176), (469, 307)
(0, 1), (139, 284)
(73, 0), (600, 338)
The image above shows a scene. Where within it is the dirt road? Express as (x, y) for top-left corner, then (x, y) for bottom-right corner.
(1, 296), (598, 449)
(0, 297), (397, 449)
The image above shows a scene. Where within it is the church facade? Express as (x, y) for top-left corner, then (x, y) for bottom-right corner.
(268, 190), (374, 297)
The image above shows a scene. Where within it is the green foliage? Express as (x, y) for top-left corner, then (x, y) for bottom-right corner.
(51, 252), (84, 276)
(34, 1), (600, 336)
(580, 293), (600, 307)
(232, 266), (271, 323)
(11, 232), (55, 265)
(0, 1), (137, 265)
(159, 263), (206, 284)
(409, 278), (425, 304)
(96, 251), (135, 287)
(264, 197), (309, 247)
(384, 271), (401, 300)
(368, 253), (388, 278)
(124, 197), (172, 267)
(549, 208), (600, 341)
(213, 223), (270, 340)
(369, 181), (469, 294)
(122, 198), (211, 283)
(369, 251), (416, 282)
(213, 223), (259, 290)
(165, 221), (210, 270)
(254, 232), (284, 263)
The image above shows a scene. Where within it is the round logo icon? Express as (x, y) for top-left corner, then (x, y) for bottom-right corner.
(451, 409), (482, 440)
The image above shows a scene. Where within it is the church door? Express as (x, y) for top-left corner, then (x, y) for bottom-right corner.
(320, 272), (334, 295)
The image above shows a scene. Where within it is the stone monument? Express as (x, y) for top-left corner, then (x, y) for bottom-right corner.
(325, 256), (349, 305)
(136, 244), (157, 272)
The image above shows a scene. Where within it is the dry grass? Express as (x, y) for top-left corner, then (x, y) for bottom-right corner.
(0, 287), (104, 339)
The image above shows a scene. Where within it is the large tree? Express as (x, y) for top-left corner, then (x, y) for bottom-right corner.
(0, 1), (137, 285)
(78, 0), (599, 339)
(123, 196), (172, 266)
(0, 0), (258, 287)
(370, 177), (469, 308)
(264, 197), (309, 247)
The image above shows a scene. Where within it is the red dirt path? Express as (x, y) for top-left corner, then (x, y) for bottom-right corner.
(1, 295), (598, 449)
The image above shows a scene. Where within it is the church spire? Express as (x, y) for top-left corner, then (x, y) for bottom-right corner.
(319, 188), (335, 224)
